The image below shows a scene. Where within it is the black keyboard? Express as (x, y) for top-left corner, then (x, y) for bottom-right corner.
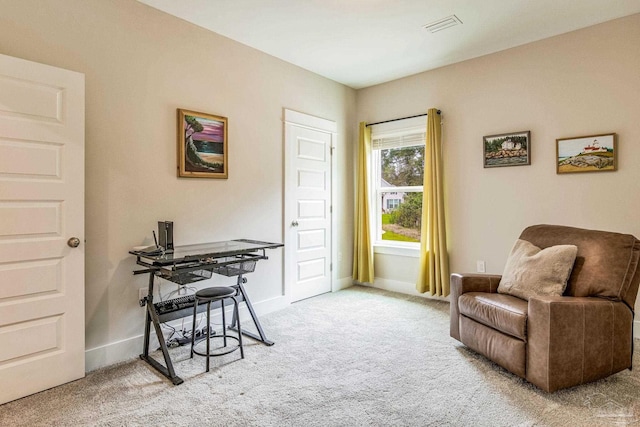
(154, 294), (196, 316)
(151, 291), (245, 323)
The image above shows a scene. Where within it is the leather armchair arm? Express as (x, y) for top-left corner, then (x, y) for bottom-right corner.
(527, 295), (633, 392)
(449, 273), (502, 340)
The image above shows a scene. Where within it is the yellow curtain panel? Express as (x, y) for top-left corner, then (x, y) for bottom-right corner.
(416, 109), (450, 296)
(352, 122), (374, 283)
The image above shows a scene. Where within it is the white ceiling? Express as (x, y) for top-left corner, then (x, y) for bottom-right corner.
(138, 0), (640, 89)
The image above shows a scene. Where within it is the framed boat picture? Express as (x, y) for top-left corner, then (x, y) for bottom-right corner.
(556, 133), (616, 174)
(177, 108), (228, 179)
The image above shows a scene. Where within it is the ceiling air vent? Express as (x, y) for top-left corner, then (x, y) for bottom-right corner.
(423, 15), (463, 33)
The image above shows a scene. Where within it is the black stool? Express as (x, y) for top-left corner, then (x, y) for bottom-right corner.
(190, 286), (244, 372)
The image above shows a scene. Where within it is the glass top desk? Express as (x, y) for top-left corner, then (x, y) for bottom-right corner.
(132, 239), (283, 266)
(130, 239), (283, 385)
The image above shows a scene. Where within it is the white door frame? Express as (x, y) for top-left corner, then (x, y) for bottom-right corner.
(283, 109), (338, 302)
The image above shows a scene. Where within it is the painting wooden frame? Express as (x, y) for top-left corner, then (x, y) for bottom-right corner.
(556, 133), (617, 174)
(483, 130), (531, 168)
(177, 108), (228, 179)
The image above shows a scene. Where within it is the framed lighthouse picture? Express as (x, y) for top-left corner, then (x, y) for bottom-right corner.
(556, 133), (617, 174)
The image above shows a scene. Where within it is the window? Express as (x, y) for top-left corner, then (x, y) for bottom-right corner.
(371, 117), (425, 248)
(386, 198), (400, 211)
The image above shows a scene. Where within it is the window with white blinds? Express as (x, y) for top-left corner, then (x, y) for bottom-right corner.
(372, 131), (426, 150)
(370, 116), (426, 247)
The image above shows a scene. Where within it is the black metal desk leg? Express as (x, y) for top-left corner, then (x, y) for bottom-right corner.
(230, 276), (274, 346)
(141, 272), (154, 358)
(139, 272), (184, 385)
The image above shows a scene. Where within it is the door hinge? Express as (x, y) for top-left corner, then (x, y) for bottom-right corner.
(330, 146), (335, 155)
(330, 205), (332, 214)
(330, 263), (333, 272)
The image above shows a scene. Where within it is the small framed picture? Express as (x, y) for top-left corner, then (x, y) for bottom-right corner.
(177, 108), (228, 179)
(483, 131), (531, 168)
(556, 133), (616, 174)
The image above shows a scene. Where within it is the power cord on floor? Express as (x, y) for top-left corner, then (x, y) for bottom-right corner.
(166, 325), (216, 348)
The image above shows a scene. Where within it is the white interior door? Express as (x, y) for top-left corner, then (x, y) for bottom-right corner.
(0, 54), (85, 404)
(284, 110), (335, 302)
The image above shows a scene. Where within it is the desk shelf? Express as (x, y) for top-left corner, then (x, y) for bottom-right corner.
(155, 254), (262, 285)
(211, 256), (257, 277)
(159, 269), (212, 285)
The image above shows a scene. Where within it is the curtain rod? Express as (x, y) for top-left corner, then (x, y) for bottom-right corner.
(366, 110), (441, 127)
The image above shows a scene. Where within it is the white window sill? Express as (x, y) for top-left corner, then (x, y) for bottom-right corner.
(374, 244), (420, 258)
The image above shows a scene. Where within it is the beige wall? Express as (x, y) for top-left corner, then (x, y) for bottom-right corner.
(357, 14), (640, 319)
(3, 0), (639, 368)
(1, 0), (356, 368)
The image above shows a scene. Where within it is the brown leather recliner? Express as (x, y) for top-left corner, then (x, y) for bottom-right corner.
(450, 224), (640, 392)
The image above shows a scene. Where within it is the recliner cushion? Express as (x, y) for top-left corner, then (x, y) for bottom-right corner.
(458, 292), (528, 340)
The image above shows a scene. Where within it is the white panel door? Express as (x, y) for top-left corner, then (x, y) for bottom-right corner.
(0, 54), (85, 404)
(285, 110), (335, 302)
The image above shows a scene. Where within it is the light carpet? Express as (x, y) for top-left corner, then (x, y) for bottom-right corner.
(1, 286), (639, 426)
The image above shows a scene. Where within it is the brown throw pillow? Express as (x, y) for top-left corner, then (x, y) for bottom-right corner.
(497, 239), (578, 301)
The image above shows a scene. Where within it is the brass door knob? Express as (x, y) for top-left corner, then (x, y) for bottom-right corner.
(67, 237), (81, 248)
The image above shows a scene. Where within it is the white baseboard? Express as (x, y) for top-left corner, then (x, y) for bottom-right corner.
(369, 277), (450, 302)
(333, 276), (353, 292)
(85, 335), (144, 373)
(85, 294), (289, 372)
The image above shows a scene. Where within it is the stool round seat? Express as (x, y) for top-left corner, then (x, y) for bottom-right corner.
(195, 286), (235, 300)
(190, 286), (244, 372)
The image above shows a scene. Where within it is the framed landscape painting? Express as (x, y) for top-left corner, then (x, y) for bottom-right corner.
(556, 133), (616, 174)
(177, 109), (228, 178)
(483, 131), (531, 168)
